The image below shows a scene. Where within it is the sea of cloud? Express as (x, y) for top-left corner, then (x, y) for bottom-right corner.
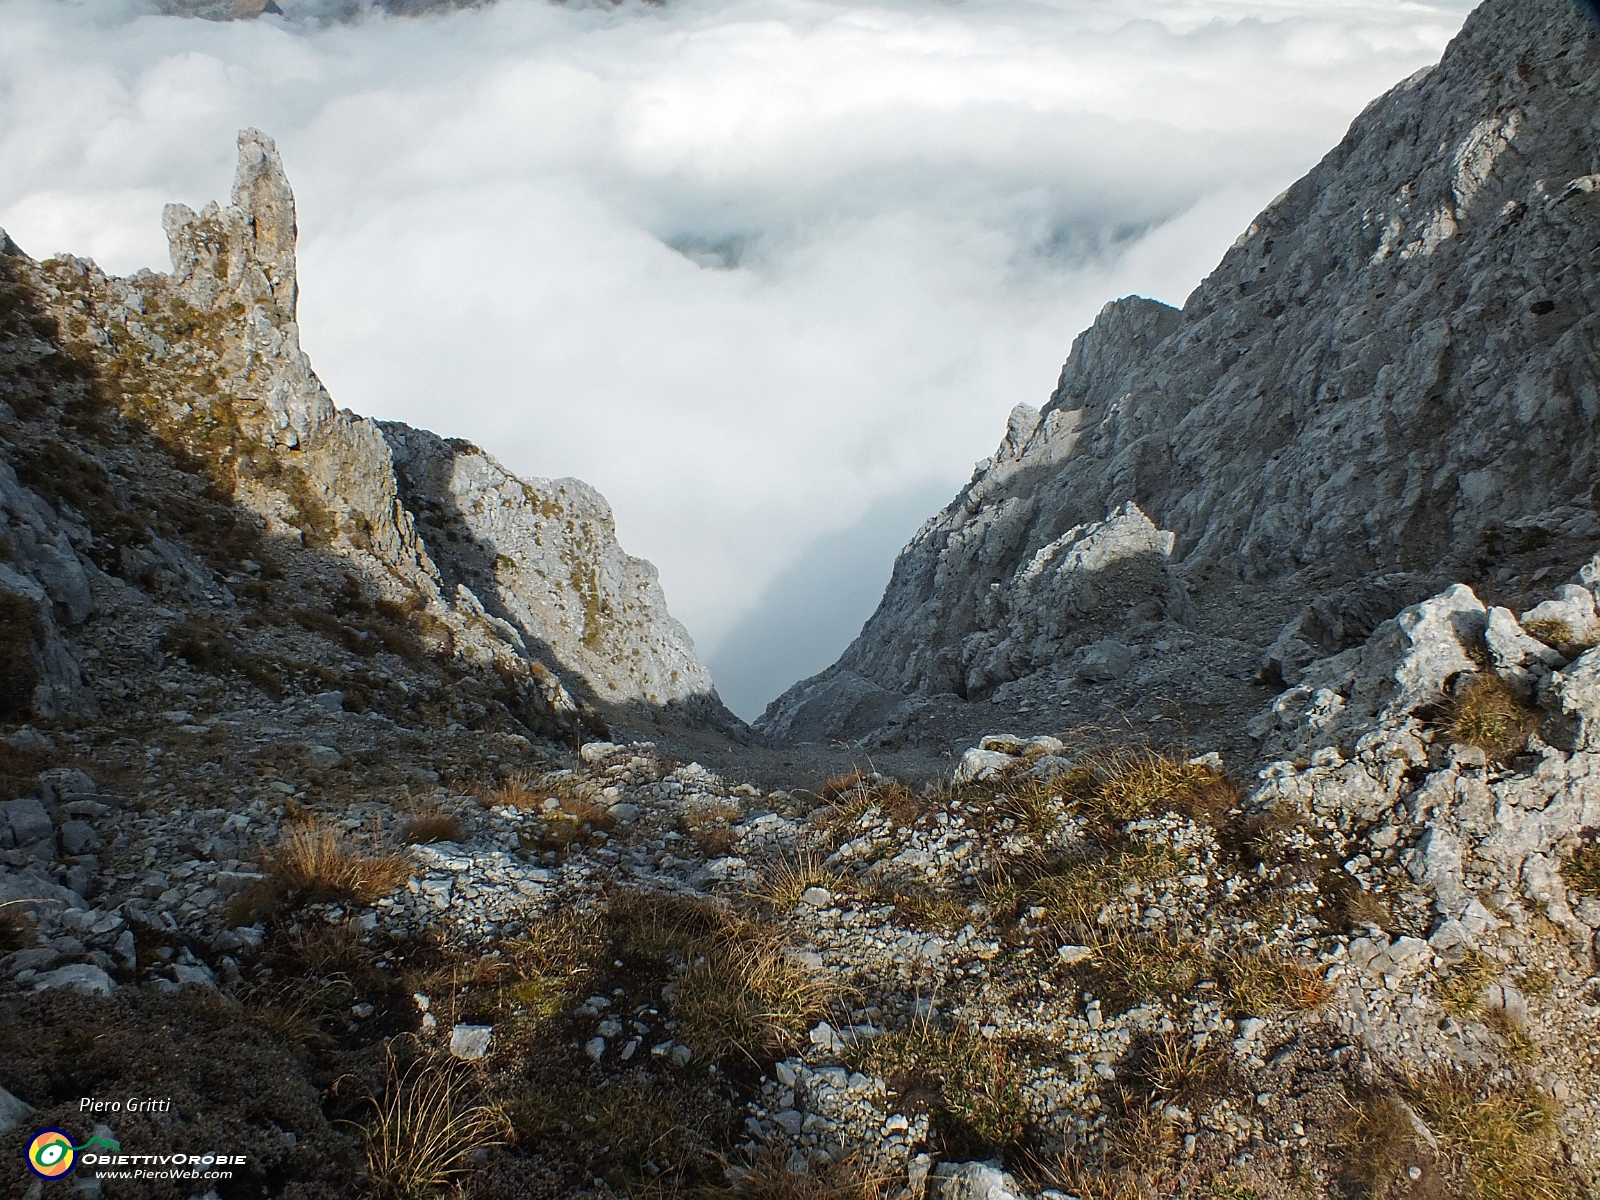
(0, 0), (1473, 718)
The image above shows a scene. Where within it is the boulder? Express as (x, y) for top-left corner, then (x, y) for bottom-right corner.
(1485, 606), (1565, 670)
(32, 963), (115, 997)
(1076, 639), (1133, 682)
(0, 1084), (35, 1134)
(930, 1161), (1027, 1200)
(0, 798), (53, 846)
(952, 749), (1016, 786)
(1389, 585), (1486, 717)
(302, 744), (342, 768)
(1521, 585), (1600, 649)
(579, 742), (623, 764)
(37, 767), (97, 806)
(1553, 648), (1600, 751)
(59, 820), (102, 856)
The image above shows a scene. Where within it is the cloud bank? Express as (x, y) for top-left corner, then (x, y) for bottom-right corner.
(0, 0), (1473, 717)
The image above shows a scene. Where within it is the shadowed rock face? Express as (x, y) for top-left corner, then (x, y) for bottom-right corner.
(761, 0), (1600, 750)
(0, 129), (730, 734)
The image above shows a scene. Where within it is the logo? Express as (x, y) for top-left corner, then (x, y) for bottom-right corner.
(27, 1129), (75, 1178)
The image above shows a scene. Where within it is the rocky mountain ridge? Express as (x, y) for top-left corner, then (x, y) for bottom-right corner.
(760, 0), (1600, 759)
(1, 129), (731, 743)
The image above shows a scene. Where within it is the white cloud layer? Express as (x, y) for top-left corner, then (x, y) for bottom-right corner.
(0, 0), (1474, 717)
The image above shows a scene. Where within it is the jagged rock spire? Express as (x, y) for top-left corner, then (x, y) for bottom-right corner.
(229, 129), (298, 319)
(161, 128), (297, 322)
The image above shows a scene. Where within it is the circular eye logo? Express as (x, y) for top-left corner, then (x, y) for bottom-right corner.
(28, 1129), (76, 1178)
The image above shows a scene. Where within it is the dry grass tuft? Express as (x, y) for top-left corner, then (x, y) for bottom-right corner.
(232, 820), (411, 922)
(1092, 930), (1206, 1009)
(1337, 887), (1395, 933)
(1517, 967), (1555, 1000)
(1437, 949), (1501, 1017)
(1522, 618), (1587, 656)
(271, 819), (412, 905)
(397, 910), (607, 1041)
(1406, 1068), (1571, 1200)
(1480, 1007), (1536, 1062)
(755, 853), (851, 912)
(607, 891), (837, 1068)
(1028, 1151), (1166, 1200)
(1341, 1072), (1573, 1200)
(1029, 1090), (1191, 1200)
(486, 774), (617, 858)
(1082, 750), (1238, 825)
(988, 777), (1069, 837)
(862, 881), (972, 932)
(816, 774), (924, 835)
(683, 799), (742, 857)
(727, 1147), (892, 1199)
(819, 770), (868, 804)
(497, 913), (607, 1024)
(475, 777), (543, 810)
(355, 1039), (510, 1200)
(1125, 1029), (1227, 1105)
(674, 931), (836, 1067)
(852, 1018), (1026, 1154)
(1025, 844), (1186, 938)
(1443, 675), (1539, 761)
(239, 922), (395, 1051)
(476, 771), (596, 813)
(1103, 1094), (1185, 1177)
(1561, 841), (1600, 897)
(1338, 1094), (1421, 1200)
(399, 811), (465, 845)
(1219, 947), (1329, 1016)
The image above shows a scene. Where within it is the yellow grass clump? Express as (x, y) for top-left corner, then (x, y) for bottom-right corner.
(355, 1041), (510, 1200)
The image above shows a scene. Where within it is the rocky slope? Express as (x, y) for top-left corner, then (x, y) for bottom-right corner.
(760, 0), (1600, 757)
(4, 571), (1598, 1200)
(0, 129), (731, 743)
(4, 4), (1600, 1199)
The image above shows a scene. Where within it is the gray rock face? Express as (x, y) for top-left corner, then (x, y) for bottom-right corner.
(380, 424), (713, 708)
(0, 458), (99, 719)
(763, 0), (1600, 745)
(1, 798), (53, 848)
(1245, 573), (1600, 953)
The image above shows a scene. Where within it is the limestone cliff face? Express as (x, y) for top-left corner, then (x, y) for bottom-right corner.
(761, 0), (1600, 748)
(0, 130), (726, 731)
(379, 424), (714, 708)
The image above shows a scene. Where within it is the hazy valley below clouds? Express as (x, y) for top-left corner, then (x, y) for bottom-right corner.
(1, 0), (1474, 717)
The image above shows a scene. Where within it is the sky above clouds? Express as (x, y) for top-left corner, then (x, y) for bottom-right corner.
(0, 0), (1475, 718)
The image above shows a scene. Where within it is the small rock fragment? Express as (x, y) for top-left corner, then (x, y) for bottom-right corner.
(449, 1024), (493, 1060)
